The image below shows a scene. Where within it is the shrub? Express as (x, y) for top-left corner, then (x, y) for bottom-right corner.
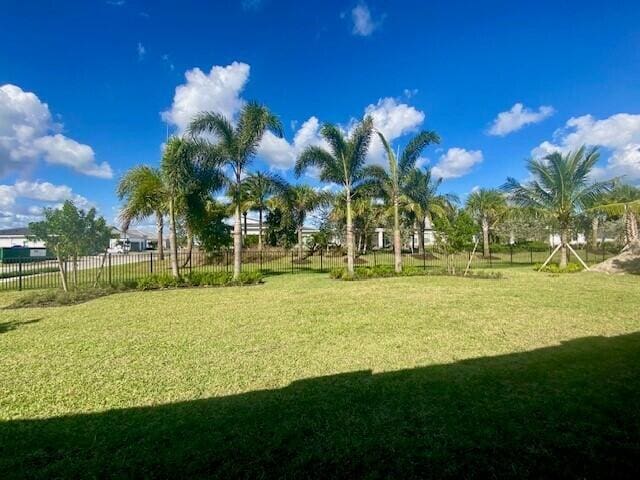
(136, 271), (263, 290)
(5, 286), (121, 309)
(330, 265), (502, 281)
(136, 273), (182, 290)
(533, 262), (584, 274)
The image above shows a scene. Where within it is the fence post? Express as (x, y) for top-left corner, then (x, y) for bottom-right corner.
(226, 250), (229, 273)
(423, 250), (426, 270)
(530, 247), (533, 265)
(18, 259), (23, 291)
(602, 242), (605, 262)
(150, 252), (153, 274)
(259, 249), (263, 273)
(510, 244), (513, 264)
(320, 248), (323, 272)
(108, 253), (112, 286)
(374, 249), (377, 267)
(291, 250), (294, 274)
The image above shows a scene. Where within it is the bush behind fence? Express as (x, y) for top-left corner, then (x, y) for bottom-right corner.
(0, 245), (616, 292)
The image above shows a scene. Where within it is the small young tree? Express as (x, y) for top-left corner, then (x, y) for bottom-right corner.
(29, 201), (112, 291)
(433, 209), (476, 274)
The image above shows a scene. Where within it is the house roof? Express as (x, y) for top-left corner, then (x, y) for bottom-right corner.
(110, 227), (149, 240)
(0, 227), (30, 237)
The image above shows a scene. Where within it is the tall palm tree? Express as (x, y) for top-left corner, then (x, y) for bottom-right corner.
(161, 136), (225, 277)
(117, 166), (167, 260)
(503, 146), (611, 268)
(465, 188), (507, 258)
(404, 168), (456, 255)
(591, 183), (640, 247)
(188, 102), (283, 279)
(295, 117), (374, 275)
(242, 171), (288, 251)
(368, 131), (440, 272)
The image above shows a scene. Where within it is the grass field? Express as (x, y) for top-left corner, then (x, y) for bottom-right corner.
(1, 268), (639, 478)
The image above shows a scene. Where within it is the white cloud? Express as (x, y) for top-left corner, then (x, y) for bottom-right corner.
(488, 103), (554, 136)
(106, 1), (125, 5)
(431, 148), (483, 179)
(350, 2), (383, 37)
(257, 97), (425, 170)
(0, 84), (112, 178)
(531, 113), (640, 181)
(162, 62), (250, 134)
(258, 117), (327, 170)
(137, 42), (146, 60)
(365, 97), (425, 164)
(0, 180), (94, 227)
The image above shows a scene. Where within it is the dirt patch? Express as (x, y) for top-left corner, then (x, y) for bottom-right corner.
(590, 241), (640, 275)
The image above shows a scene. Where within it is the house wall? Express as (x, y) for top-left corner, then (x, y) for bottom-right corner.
(0, 236), (46, 248)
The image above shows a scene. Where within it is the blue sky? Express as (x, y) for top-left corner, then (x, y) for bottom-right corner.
(1, 0), (640, 229)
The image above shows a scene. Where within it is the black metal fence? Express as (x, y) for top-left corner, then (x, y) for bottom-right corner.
(0, 244), (617, 292)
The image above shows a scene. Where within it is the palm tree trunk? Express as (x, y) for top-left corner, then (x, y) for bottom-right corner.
(168, 197), (179, 278)
(417, 217), (425, 255)
(233, 203), (242, 280)
(482, 218), (490, 258)
(298, 227), (304, 261)
(625, 209), (638, 245)
(258, 208), (263, 252)
(559, 228), (568, 269)
(243, 211), (248, 246)
(346, 187), (355, 275)
(591, 216), (599, 249)
(393, 196), (402, 273)
(156, 212), (164, 260)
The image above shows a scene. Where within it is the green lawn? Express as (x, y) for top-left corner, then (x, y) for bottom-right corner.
(1, 268), (639, 478)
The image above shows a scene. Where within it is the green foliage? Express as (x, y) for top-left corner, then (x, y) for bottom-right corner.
(265, 207), (297, 247)
(503, 147), (611, 231)
(136, 271), (263, 290)
(190, 200), (232, 252)
(534, 262), (584, 274)
(5, 285), (131, 309)
(433, 209), (476, 253)
(330, 264), (502, 281)
(29, 201), (112, 260)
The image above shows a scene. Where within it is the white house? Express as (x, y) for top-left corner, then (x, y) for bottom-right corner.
(109, 227), (150, 252)
(0, 227), (46, 248)
(373, 217), (437, 249)
(227, 215), (319, 243)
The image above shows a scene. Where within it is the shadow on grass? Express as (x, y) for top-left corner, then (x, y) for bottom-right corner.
(2, 333), (640, 478)
(0, 318), (41, 334)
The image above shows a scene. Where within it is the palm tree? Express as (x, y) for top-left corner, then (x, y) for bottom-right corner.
(273, 185), (326, 261)
(242, 171), (288, 251)
(188, 102), (283, 279)
(404, 168), (456, 255)
(117, 166), (167, 260)
(161, 136), (225, 277)
(591, 183), (640, 248)
(295, 117), (374, 275)
(503, 146), (611, 268)
(368, 131), (440, 272)
(465, 188), (507, 258)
